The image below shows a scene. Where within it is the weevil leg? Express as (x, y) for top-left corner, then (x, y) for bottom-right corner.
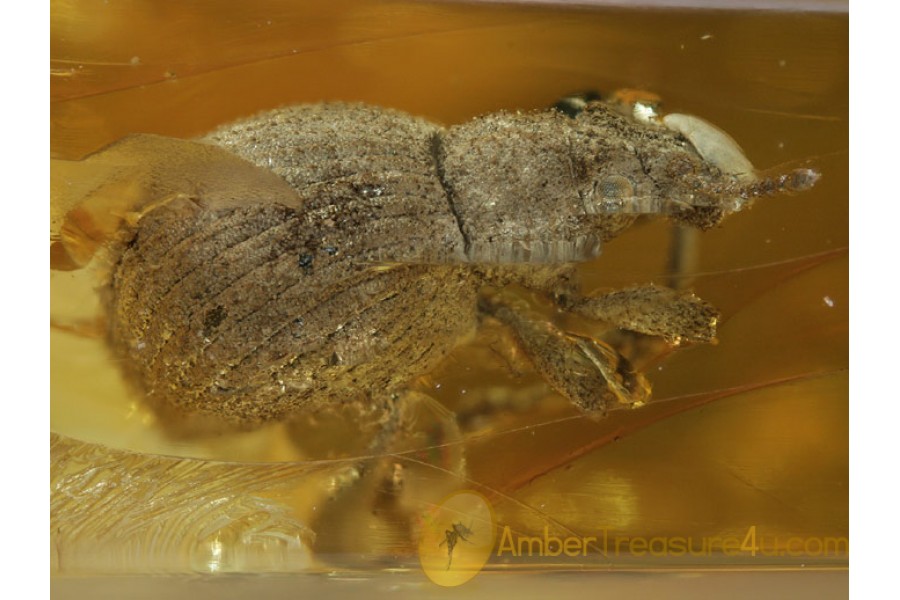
(496, 272), (719, 410)
(286, 394), (402, 479)
(605, 203), (706, 367)
(667, 224), (701, 291)
(296, 390), (466, 560)
(287, 390), (465, 493)
(564, 283), (719, 346)
(501, 260), (719, 347)
(555, 282), (720, 379)
(478, 287), (651, 416)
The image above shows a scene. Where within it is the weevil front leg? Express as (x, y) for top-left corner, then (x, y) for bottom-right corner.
(478, 287), (651, 416)
(595, 222), (707, 372)
(564, 284), (719, 345)
(479, 280), (719, 416)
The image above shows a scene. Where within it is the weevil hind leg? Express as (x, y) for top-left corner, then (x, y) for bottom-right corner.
(295, 390), (467, 561)
(287, 389), (466, 495)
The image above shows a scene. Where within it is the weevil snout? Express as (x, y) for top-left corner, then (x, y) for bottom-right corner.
(651, 112), (820, 228)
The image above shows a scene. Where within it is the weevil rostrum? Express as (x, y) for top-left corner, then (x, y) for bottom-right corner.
(54, 93), (819, 451)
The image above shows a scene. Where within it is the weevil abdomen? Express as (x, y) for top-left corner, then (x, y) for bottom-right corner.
(108, 105), (487, 424)
(108, 194), (480, 424)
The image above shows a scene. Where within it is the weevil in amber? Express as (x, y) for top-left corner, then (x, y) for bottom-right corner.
(53, 93), (818, 433)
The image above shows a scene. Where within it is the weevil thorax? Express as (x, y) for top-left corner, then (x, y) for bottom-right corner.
(440, 108), (645, 264)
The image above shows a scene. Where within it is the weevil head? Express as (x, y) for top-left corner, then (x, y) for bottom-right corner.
(641, 143), (821, 230)
(632, 140), (738, 230)
(650, 112), (820, 229)
(572, 104), (734, 230)
(575, 103), (819, 231)
(633, 111), (769, 229)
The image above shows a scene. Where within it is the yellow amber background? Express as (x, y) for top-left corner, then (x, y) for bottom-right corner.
(51, 0), (847, 572)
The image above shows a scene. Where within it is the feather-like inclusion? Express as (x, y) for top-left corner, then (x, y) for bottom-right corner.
(50, 433), (319, 573)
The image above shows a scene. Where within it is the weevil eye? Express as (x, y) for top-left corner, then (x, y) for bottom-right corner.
(588, 175), (635, 214)
(600, 175), (634, 200)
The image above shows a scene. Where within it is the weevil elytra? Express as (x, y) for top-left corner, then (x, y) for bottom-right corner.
(56, 93), (818, 436)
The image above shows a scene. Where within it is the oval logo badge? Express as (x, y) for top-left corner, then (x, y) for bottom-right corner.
(419, 490), (496, 587)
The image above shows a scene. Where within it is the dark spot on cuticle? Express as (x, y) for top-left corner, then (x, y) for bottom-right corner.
(290, 317), (304, 338)
(299, 253), (314, 273)
(202, 305), (227, 337)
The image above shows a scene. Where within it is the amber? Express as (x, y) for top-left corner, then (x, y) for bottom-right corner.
(51, 0), (847, 575)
